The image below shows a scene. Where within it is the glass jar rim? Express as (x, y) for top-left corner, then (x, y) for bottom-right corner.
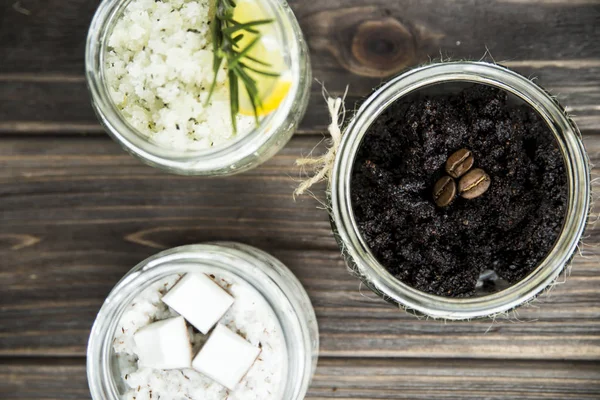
(85, 0), (304, 175)
(330, 61), (590, 319)
(87, 243), (318, 399)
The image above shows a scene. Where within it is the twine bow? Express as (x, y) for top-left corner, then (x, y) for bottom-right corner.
(294, 86), (348, 197)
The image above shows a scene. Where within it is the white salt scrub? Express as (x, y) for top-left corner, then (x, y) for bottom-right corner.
(113, 273), (286, 400)
(105, 0), (254, 150)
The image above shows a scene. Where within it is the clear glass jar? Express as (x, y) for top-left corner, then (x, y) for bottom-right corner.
(87, 243), (319, 399)
(330, 62), (590, 320)
(85, 0), (311, 175)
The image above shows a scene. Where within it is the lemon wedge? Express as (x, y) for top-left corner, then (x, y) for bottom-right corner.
(232, 0), (291, 117)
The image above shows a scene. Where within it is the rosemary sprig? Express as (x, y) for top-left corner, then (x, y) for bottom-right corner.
(206, 0), (279, 133)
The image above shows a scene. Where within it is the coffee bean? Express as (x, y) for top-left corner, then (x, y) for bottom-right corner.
(433, 176), (456, 207)
(458, 168), (491, 199)
(446, 148), (474, 178)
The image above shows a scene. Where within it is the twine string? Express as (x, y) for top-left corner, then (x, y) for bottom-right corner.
(294, 86), (348, 197)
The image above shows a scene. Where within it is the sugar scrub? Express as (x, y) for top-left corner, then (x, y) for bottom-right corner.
(104, 0), (255, 150)
(112, 273), (286, 400)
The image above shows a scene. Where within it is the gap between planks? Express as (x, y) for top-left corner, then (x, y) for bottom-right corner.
(0, 122), (326, 136)
(1, 60), (600, 83)
(1, 355), (599, 368)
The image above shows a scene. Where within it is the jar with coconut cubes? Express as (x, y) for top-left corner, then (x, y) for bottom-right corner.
(87, 243), (319, 400)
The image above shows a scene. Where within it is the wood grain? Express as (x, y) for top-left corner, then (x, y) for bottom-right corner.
(1, 65), (599, 134)
(1, 0), (600, 398)
(2, 0), (598, 74)
(1, 358), (599, 400)
(0, 0), (599, 134)
(1, 135), (599, 359)
(0, 0), (99, 74)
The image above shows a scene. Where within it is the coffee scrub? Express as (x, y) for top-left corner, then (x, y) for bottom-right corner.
(329, 62), (590, 318)
(351, 84), (568, 297)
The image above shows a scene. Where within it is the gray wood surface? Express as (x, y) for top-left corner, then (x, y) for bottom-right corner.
(2, 358), (600, 399)
(0, 0), (599, 398)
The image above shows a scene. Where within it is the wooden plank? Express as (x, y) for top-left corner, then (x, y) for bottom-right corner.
(0, 135), (599, 359)
(0, 359), (91, 400)
(293, 0), (600, 75)
(0, 65), (599, 134)
(1, 358), (599, 400)
(0, 80), (100, 134)
(2, 261), (600, 359)
(0, 0), (598, 134)
(0, 79), (335, 135)
(1, 0), (598, 75)
(0, 0), (99, 75)
(1, 249), (599, 358)
(310, 359), (600, 399)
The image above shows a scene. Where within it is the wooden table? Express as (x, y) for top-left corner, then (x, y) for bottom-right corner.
(1, 0), (599, 398)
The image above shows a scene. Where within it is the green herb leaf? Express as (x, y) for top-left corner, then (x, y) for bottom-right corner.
(205, 0), (279, 133)
(239, 62), (280, 77)
(243, 54), (272, 67)
(222, 19), (273, 35)
(228, 69), (239, 132)
(227, 36), (261, 69)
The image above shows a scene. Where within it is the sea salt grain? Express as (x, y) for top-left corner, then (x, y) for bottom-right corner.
(105, 0), (254, 151)
(114, 273), (286, 400)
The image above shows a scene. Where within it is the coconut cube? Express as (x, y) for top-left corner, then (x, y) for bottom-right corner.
(192, 324), (261, 390)
(162, 273), (234, 334)
(133, 316), (192, 370)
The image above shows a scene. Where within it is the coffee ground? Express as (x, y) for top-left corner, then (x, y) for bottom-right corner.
(351, 84), (568, 297)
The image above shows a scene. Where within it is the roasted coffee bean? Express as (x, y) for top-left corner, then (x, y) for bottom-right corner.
(433, 176), (456, 207)
(446, 148), (474, 178)
(459, 168), (491, 199)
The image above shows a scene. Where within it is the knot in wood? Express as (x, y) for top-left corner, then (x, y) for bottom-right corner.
(350, 18), (416, 78)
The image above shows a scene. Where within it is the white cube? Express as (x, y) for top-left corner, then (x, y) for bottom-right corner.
(133, 316), (192, 370)
(162, 273), (234, 334)
(192, 324), (261, 390)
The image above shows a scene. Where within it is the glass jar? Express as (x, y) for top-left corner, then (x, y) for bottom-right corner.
(87, 243), (319, 399)
(330, 62), (590, 320)
(85, 0), (311, 175)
